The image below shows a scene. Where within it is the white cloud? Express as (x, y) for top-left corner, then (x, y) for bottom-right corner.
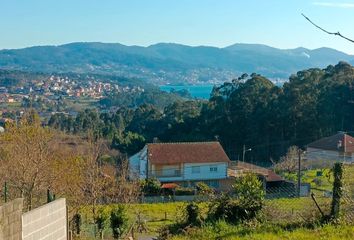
(312, 2), (354, 8)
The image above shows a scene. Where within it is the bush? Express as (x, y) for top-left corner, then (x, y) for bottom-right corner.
(196, 182), (214, 196)
(94, 208), (109, 239)
(175, 187), (195, 196)
(72, 213), (81, 236)
(233, 173), (265, 210)
(185, 202), (202, 226)
(208, 197), (263, 223)
(157, 202), (202, 239)
(141, 178), (161, 196)
(207, 174), (265, 224)
(110, 205), (129, 239)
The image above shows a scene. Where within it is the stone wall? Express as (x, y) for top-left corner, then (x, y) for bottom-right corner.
(0, 198), (23, 240)
(22, 198), (67, 240)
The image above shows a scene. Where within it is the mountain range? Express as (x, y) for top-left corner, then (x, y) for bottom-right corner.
(0, 42), (353, 84)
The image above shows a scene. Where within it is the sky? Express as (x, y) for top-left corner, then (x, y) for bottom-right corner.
(1, 0), (354, 54)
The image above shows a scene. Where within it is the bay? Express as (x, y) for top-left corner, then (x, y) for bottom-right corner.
(159, 84), (215, 99)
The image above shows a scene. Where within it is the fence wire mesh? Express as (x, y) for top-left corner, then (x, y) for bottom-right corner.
(71, 158), (354, 239)
(341, 164), (354, 223)
(261, 158), (354, 225)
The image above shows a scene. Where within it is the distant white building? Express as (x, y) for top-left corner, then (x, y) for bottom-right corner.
(306, 132), (354, 163)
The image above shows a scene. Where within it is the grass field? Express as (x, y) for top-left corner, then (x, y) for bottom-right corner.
(79, 202), (186, 238)
(170, 223), (354, 240)
(76, 165), (354, 239)
(79, 197), (334, 239)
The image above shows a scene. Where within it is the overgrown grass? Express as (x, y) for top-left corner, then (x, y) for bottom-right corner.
(169, 222), (354, 240)
(77, 196), (352, 239)
(79, 202), (187, 237)
(282, 168), (333, 192)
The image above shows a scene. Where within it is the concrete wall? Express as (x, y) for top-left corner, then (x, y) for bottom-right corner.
(22, 198), (67, 240)
(183, 162), (228, 181)
(0, 198), (23, 240)
(306, 147), (354, 166)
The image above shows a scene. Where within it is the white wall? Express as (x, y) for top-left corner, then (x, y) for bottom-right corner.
(183, 162), (228, 181)
(22, 198), (67, 240)
(306, 147), (354, 167)
(129, 146), (147, 180)
(129, 152), (140, 178)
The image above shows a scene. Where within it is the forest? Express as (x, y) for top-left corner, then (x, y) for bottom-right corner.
(48, 61), (354, 165)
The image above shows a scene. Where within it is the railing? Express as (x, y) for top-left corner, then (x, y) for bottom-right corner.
(149, 169), (182, 178)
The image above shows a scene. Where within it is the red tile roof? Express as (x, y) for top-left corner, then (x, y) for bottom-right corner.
(228, 161), (283, 182)
(266, 169), (284, 182)
(307, 132), (354, 153)
(161, 183), (179, 189)
(147, 142), (231, 165)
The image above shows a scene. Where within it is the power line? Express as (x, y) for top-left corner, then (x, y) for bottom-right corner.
(302, 13), (354, 44)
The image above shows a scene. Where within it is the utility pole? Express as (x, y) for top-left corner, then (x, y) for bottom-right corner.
(242, 145), (245, 162)
(297, 149), (302, 198)
(242, 145), (252, 162)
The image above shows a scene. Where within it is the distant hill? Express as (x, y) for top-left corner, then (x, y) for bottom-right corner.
(0, 42), (353, 84)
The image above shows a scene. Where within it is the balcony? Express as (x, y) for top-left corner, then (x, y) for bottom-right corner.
(149, 169), (183, 179)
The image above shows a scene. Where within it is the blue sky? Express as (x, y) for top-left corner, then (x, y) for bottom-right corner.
(1, 0), (354, 54)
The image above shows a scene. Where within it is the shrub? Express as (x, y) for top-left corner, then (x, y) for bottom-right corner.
(185, 202), (202, 226)
(207, 174), (265, 224)
(233, 173), (265, 210)
(207, 195), (260, 223)
(175, 187), (195, 196)
(94, 208), (109, 239)
(141, 178), (161, 196)
(110, 205), (129, 239)
(157, 202), (202, 239)
(196, 182), (214, 196)
(72, 213), (81, 235)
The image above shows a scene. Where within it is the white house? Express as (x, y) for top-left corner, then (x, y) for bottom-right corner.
(129, 142), (231, 189)
(306, 132), (354, 164)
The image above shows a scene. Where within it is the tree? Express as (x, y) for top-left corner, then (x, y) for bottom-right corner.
(79, 135), (114, 218)
(0, 111), (55, 210)
(110, 205), (128, 239)
(274, 146), (300, 173)
(111, 131), (145, 155)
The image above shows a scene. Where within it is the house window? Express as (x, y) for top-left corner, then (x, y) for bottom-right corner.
(192, 166), (200, 174)
(210, 166), (218, 172)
